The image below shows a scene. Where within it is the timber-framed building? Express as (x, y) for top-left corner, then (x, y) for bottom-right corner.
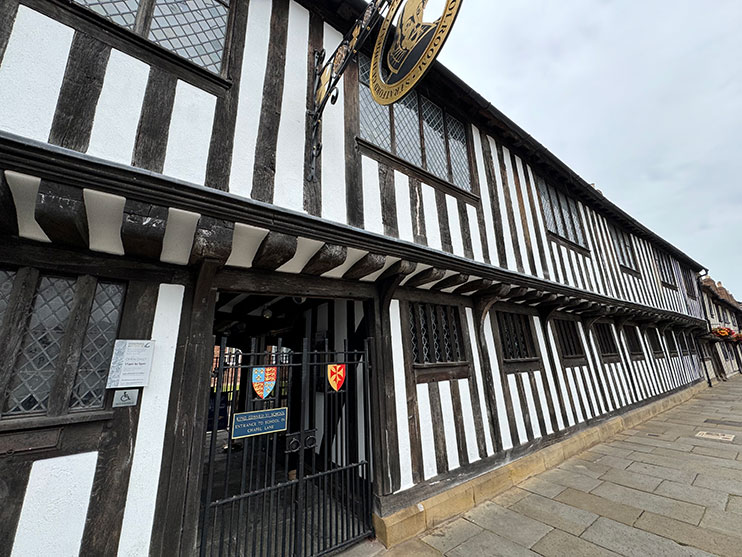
(699, 277), (742, 382)
(0, 0), (716, 554)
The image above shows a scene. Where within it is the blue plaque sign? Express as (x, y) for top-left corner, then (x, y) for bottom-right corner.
(231, 408), (288, 439)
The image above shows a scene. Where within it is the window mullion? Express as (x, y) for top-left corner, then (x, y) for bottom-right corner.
(442, 110), (454, 183)
(418, 95), (428, 171)
(48, 275), (98, 417)
(0, 268), (40, 414)
(133, 0), (157, 36)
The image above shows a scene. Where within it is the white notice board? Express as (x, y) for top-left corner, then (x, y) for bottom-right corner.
(106, 340), (156, 389)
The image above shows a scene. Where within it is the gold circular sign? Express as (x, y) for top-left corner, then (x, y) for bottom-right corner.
(370, 0), (462, 106)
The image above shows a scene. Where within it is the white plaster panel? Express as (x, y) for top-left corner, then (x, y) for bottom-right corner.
(361, 156), (384, 235)
(515, 157), (543, 277)
(533, 316), (564, 431)
(502, 146), (530, 275)
(0, 6), (73, 142)
(420, 183), (441, 251)
(276, 237), (325, 273)
(229, 0), (272, 197)
(471, 127), (497, 265)
(11, 451), (98, 557)
(321, 23), (347, 224)
(160, 208), (200, 265)
(84, 189), (125, 255)
(566, 368), (585, 422)
(521, 375), (542, 439)
(118, 284), (185, 556)
(394, 171), (414, 242)
(225, 223), (270, 268)
(416, 382), (437, 480)
(483, 313), (512, 450)
(438, 380), (460, 471)
(533, 371), (554, 435)
(4, 171), (50, 243)
(87, 49), (149, 164)
(446, 194), (465, 257)
(546, 324), (575, 427)
(508, 374), (527, 445)
(273, 2), (310, 212)
(467, 203), (484, 262)
(390, 300), (413, 490)
(458, 378), (481, 463)
(162, 81), (216, 184)
(488, 136), (514, 270)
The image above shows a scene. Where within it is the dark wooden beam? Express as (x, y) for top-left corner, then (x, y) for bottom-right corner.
(453, 278), (493, 295)
(431, 274), (469, 291)
(343, 253), (386, 281)
(0, 171), (18, 235)
(251, 232), (298, 271)
(302, 244), (348, 276)
(35, 180), (88, 248)
(379, 260), (417, 281)
(189, 216), (233, 264)
(121, 200), (168, 260)
(405, 267), (448, 288)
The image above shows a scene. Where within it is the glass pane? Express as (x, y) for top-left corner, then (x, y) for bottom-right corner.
(359, 84), (392, 152)
(447, 114), (471, 190)
(70, 282), (125, 410)
(73, 0), (140, 29)
(0, 269), (15, 325)
(408, 303), (419, 364)
(550, 186), (566, 238)
(149, 0), (230, 74)
(568, 197), (585, 246)
(393, 92), (422, 167)
(538, 179), (557, 234)
(417, 303), (430, 363)
(358, 54), (371, 85)
(558, 191), (576, 243)
(4, 276), (76, 415)
(421, 96), (449, 181)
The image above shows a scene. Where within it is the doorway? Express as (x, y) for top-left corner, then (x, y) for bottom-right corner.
(199, 293), (374, 556)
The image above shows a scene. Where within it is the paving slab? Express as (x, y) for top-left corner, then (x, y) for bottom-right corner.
(654, 479), (729, 510)
(554, 487), (643, 526)
(421, 518), (482, 554)
(726, 494), (742, 514)
(600, 468), (663, 492)
(635, 512), (741, 557)
(530, 528), (620, 557)
(694, 472), (742, 496)
(510, 493), (598, 535)
(595, 454), (634, 470)
(591, 481), (706, 524)
(625, 461), (697, 484)
(517, 476), (566, 499)
(691, 445), (739, 460)
(444, 530), (537, 557)
(541, 466), (603, 491)
(581, 517), (714, 557)
(698, 508), (742, 540)
(383, 539), (442, 556)
(491, 487), (528, 507)
(463, 501), (552, 548)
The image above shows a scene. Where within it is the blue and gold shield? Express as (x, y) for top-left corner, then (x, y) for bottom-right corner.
(252, 367), (277, 399)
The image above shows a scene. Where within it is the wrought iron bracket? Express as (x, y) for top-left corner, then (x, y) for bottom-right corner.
(307, 0), (392, 182)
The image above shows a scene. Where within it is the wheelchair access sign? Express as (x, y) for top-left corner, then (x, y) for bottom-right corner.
(231, 408), (288, 439)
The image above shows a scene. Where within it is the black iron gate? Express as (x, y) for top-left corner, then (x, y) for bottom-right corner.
(200, 338), (374, 556)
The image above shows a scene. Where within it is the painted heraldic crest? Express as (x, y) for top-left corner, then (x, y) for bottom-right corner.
(252, 366), (277, 399)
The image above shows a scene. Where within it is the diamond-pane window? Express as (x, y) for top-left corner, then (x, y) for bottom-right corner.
(0, 269), (15, 325)
(409, 303), (464, 365)
(447, 114), (471, 190)
(149, 0), (229, 73)
(394, 93), (422, 168)
(359, 84), (392, 153)
(73, 0), (141, 29)
(4, 277), (76, 415)
(70, 282), (125, 410)
(421, 96), (448, 181)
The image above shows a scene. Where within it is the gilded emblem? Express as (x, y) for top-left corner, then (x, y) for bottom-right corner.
(370, 0), (462, 105)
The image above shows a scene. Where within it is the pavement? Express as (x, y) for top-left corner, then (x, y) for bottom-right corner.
(342, 374), (742, 557)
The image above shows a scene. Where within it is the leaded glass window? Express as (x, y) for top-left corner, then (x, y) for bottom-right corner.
(595, 323), (619, 357)
(537, 180), (587, 248)
(358, 54), (472, 191)
(554, 319), (585, 359)
(409, 303), (463, 365)
(610, 224), (638, 271)
(624, 326), (644, 357)
(496, 311), (538, 362)
(4, 277), (76, 415)
(73, 0), (140, 29)
(149, 0), (230, 74)
(72, 0), (231, 73)
(1, 270), (126, 420)
(654, 249), (677, 287)
(70, 282), (125, 410)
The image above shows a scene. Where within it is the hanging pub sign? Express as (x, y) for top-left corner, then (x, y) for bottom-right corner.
(308, 0), (462, 179)
(370, 0), (462, 105)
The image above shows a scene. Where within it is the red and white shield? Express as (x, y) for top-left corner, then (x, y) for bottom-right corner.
(327, 364), (346, 392)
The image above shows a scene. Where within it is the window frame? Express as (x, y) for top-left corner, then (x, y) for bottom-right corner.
(646, 328), (665, 357)
(494, 308), (541, 373)
(553, 317), (587, 364)
(654, 248), (678, 289)
(609, 224), (639, 274)
(27, 0), (233, 95)
(682, 267), (697, 299)
(593, 321), (620, 363)
(665, 330), (679, 356)
(536, 178), (588, 251)
(623, 325), (645, 360)
(0, 265), (126, 432)
(404, 300), (471, 383)
(357, 54), (476, 196)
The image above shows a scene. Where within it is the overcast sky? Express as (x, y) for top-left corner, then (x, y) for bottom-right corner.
(433, 0), (742, 297)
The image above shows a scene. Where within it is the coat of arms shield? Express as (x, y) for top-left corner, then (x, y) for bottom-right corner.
(252, 366), (277, 399)
(328, 364), (346, 392)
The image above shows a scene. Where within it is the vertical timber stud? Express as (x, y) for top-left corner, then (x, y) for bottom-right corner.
(151, 261), (219, 556)
(372, 270), (408, 497)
